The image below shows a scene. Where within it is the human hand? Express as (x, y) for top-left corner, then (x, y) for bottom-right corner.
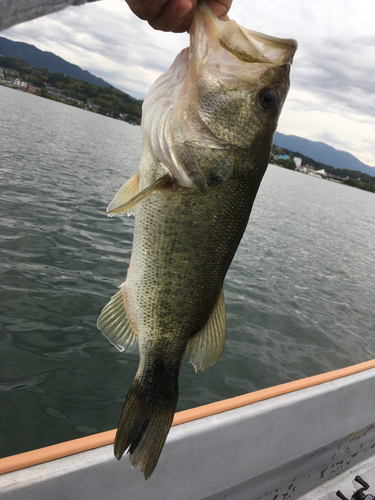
(125, 0), (232, 33)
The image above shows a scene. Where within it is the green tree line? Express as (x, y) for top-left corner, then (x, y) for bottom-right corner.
(0, 55), (142, 123)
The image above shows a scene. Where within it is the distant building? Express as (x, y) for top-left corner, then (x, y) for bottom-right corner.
(278, 155), (290, 160)
(300, 165), (315, 175)
(294, 157), (302, 167)
(315, 169), (327, 177)
(87, 100), (99, 112)
(13, 78), (28, 89)
(0, 79), (13, 87)
(25, 83), (37, 94)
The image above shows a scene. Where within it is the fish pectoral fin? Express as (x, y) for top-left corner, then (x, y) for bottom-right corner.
(187, 288), (226, 373)
(106, 171), (140, 216)
(106, 173), (171, 216)
(97, 284), (138, 352)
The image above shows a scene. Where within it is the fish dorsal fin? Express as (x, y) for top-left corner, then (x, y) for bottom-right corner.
(187, 288), (226, 373)
(106, 173), (171, 216)
(97, 284), (138, 352)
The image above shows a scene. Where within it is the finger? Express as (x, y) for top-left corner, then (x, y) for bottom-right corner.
(148, 0), (195, 32)
(208, 0), (233, 19)
(125, 0), (167, 21)
(171, 9), (195, 33)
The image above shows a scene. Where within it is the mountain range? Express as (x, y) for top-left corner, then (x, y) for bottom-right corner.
(0, 36), (112, 88)
(274, 133), (375, 177)
(1, 36), (374, 177)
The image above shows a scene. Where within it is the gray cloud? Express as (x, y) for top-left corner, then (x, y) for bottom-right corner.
(290, 35), (375, 121)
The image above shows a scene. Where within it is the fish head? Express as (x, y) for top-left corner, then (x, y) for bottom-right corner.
(142, 3), (297, 187)
(187, 3), (297, 157)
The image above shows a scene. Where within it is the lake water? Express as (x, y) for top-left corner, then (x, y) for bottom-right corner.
(1, 85), (375, 458)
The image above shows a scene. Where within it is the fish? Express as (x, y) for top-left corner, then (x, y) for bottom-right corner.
(97, 2), (297, 480)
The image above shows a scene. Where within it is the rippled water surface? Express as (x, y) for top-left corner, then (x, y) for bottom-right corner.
(1, 85), (375, 458)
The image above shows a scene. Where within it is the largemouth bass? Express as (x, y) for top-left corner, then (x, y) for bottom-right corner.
(98, 2), (297, 480)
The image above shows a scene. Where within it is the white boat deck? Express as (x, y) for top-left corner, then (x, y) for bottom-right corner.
(1, 361), (375, 500)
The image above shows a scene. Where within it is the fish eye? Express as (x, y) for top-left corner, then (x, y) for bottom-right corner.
(259, 89), (279, 110)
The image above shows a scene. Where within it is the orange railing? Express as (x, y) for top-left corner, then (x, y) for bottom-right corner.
(2, 359), (375, 475)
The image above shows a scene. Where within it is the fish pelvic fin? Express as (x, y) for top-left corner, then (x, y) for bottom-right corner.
(187, 287), (226, 373)
(106, 173), (171, 216)
(114, 383), (177, 480)
(97, 284), (138, 352)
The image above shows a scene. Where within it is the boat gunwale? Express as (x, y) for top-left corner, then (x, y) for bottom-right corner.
(2, 358), (375, 475)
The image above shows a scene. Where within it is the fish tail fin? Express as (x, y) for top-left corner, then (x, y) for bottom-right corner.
(114, 383), (177, 480)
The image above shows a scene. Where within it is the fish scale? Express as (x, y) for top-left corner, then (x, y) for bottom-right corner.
(133, 177), (256, 334)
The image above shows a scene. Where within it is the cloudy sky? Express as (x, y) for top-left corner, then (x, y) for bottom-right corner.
(3, 0), (375, 166)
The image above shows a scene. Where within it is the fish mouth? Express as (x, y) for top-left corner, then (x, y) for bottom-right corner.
(189, 2), (297, 77)
(218, 22), (297, 65)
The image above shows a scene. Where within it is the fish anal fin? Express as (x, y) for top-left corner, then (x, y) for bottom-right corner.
(97, 284), (138, 352)
(187, 288), (226, 373)
(106, 174), (171, 216)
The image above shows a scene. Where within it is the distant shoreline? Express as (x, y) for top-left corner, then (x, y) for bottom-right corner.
(0, 54), (142, 125)
(271, 148), (375, 194)
(1, 66), (374, 195)
(0, 79), (141, 126)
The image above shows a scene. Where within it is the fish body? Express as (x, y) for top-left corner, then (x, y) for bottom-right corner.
(98, 3), (297, 480)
